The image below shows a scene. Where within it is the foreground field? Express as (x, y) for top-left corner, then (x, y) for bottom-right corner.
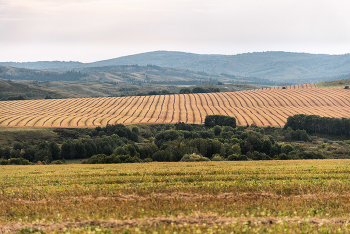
(1, 83), (350, 128)
(2, 160), (350, 233)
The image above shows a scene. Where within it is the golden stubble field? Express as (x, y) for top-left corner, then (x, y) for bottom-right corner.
(2, 160), (350, 233)
(1, 84), (350, 128)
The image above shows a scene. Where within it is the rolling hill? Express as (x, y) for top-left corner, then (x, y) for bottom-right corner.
(0, 64), (281, 86)
(1, 83), (349, 128)
(0, 80), (83, 100)
(2, 51), (350, 84)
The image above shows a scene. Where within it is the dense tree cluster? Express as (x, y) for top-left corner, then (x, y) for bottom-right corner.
(179, 87), (220, 94)
(204, 115), (236, 128)
(1, 115), (335, 165)
(285, 114), (350, 136)
(0, 124), (138, 164)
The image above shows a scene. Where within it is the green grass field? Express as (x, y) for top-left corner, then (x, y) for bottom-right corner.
(2, 160), (350, 233)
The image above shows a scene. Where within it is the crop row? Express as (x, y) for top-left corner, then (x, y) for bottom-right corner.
(0, 86), (349, 127)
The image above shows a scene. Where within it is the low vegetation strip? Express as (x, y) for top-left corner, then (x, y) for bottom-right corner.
(0, 86), (349, 127)
(2, 216), (350, 233)
(2, 161), (350, 232)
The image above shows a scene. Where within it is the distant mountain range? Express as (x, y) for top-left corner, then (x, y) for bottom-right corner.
(0, 64), (282, 86)
(2, 51), (350, 84)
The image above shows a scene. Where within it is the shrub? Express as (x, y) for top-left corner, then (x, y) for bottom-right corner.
(51, 160), (64, 164)
(211, 154), (225, 161)
(180, 153), (210, 162)
(86, 154), (142, 164)
(276, 153), (290, 160)
(1, 158), (33, 165)
(227, 154), (248, 161)
(143, 158), (153, 163)
(0, 159), (9, 165)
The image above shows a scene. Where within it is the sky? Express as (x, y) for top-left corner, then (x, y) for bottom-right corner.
(1, 0), (350, 62)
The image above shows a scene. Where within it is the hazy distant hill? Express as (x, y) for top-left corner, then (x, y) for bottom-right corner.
(0, 65), (87, 82)
(0, 61), (83, 70)
(2, 51), (350, 83)
(0, 80), (82, 100)
(0, 64), (281, 86)
(87, 51), (350, 83)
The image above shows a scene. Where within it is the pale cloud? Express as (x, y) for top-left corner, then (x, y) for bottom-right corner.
(1, 0), (350, 62)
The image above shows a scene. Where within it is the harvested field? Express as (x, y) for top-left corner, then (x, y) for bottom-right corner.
(1, 84), (350, 127)
(2, 160), (350, 233)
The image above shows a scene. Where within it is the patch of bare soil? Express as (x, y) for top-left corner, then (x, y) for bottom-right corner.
(1, 215), (350, 233)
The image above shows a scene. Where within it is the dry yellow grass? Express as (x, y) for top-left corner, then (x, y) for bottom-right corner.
(2, 160), (350, 233)
(1, 84), (350, 127)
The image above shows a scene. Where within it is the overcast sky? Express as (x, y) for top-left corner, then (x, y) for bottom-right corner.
(1, 0), (350, 62)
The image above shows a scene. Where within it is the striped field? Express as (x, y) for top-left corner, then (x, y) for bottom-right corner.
(1, 83), (350, 127)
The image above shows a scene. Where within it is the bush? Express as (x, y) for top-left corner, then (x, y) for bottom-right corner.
(143, 158), (153, 163)
(345, 86), (349, 89)
(227, 154), (248, 161)
(86, 154), (142, 164)
(276, 153), (290, 160)
(180, 153), (210, 162)
(0, 158), (9, 165)
(211, 154), (225, 161)
(0, 157), (33, 165)
(51, 160), (64, 164)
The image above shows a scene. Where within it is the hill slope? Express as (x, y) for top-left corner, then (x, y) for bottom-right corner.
(0, 80), (83, 100)
(0, 64), (280, 86)
(1, 83), (349, 128)
(2, 51), (350, 83)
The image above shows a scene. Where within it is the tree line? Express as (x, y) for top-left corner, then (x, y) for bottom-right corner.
(3, 114), (347, 165)
(284, 114), (350, 136)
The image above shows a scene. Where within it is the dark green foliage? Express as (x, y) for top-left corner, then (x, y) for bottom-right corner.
(246, 151), (272, 160)
(227, 154), (248, 161)
(0, 119), (344, 165)
(152, 150), (174, 162)
(213, 126), (222, 136)
(204, 115), (236, 128)
(178, 87), (220, 94)
(298, 151), (325, 159)
(87, 154), (142, 164)
(276, 153), (290, 160)
(132, 127), (140, 134)
(179, 88), (191, 94)
(175, 122), (193, 131)
(13, 142), (23, 150)
(35, 148), (52, 163)
(2, 147), (11, 159)
(51, 160), (64, 164)
(281, 144), (294, 154)
(49, 142), (61, 160)
(139, 144), (158, 159)
(6, 95), (26, 101)
(155, 130), (182, 147)
(345, 86), (349, 89)
(0, 157), (32, 165)
(10, 149), (20, 158)
(113, 144), (139, 158)
(284, 114), (350, 136)
(94, 124), (139, 142)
